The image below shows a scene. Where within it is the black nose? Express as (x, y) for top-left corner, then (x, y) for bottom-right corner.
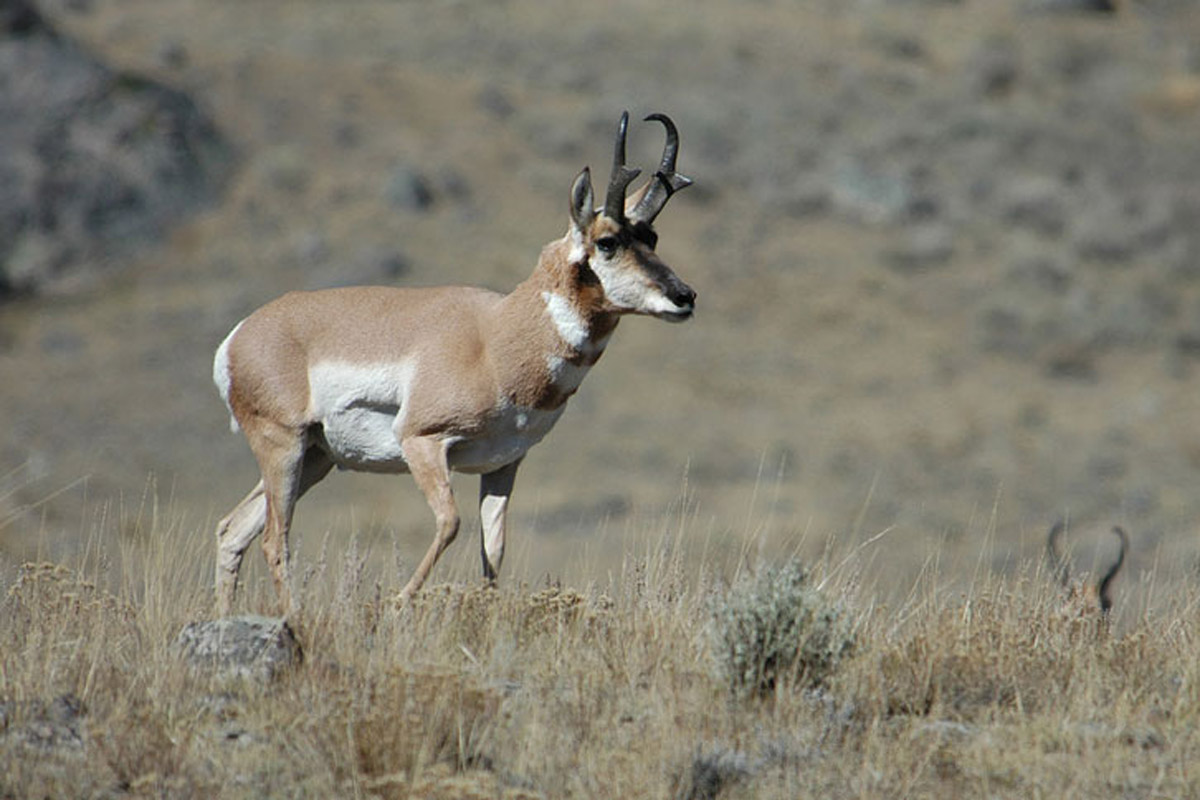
(670, 284), (696, 308)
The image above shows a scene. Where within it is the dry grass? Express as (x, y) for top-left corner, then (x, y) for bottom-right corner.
(2, 509), (1198, 800)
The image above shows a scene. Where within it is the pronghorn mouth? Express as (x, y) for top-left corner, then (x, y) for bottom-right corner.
(657, 306), (694, 323)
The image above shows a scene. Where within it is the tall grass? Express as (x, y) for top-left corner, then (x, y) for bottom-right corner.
(1, 500), (1198, 799)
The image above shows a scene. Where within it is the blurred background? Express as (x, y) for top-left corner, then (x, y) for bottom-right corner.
(3, 0), (1200, 607)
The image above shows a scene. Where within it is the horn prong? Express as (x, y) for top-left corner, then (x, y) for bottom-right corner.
(630, 112), (692, 225)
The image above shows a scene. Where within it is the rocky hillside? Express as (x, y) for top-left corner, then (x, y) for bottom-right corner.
(0, 0), (231, 297)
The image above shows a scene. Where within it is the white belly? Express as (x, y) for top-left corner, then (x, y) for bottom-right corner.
(308, 361), (565, 475)
(447, 404), (566, 474)
(319, 403), (409, 472)
(309, 361), (411, 472)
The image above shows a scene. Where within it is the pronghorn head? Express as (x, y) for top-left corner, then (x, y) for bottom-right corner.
(566, 111), (696, 322)
(1046, 521), (1129, 616)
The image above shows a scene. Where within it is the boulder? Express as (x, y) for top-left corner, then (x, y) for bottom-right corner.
(175, 616), (303, 682)
(0, 693), (85, 752)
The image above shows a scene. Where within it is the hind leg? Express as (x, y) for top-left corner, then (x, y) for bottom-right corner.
(215, 480), (267, 616)
(215, 442), (334, 617)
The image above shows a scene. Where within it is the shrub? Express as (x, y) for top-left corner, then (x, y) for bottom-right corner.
(712, 561), (855, 699)
(672, 744), (752, 800)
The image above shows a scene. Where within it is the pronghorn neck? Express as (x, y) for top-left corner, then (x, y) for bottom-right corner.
(519, 238), (619, 360)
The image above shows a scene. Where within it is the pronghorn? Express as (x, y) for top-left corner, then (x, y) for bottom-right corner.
(212, 111), (696, 617)
(1045, 521), (1129, 615)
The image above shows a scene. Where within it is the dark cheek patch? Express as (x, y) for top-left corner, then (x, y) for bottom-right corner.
(634, 248), (674, 287)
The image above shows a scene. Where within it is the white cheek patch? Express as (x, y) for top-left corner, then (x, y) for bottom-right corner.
(541, 291), (589, 349)
(591, 259), (646, 311)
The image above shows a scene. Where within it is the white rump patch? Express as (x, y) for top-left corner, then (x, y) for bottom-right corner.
(213, 319), (245, 433)
(541, 291), (589, 350)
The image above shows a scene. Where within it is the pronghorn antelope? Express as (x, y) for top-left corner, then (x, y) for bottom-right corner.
(1045, 521), (1129, 615)
(212, 111), (696, 617)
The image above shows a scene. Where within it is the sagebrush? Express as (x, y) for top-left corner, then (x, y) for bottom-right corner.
(711, 560), (856, 699)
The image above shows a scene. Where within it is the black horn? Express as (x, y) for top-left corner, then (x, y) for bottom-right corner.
(604, 111), (641, 223)
(630, 113), (693, 225)
(1046, 519), (1070, 589)
(1097, 526), (1129, 615)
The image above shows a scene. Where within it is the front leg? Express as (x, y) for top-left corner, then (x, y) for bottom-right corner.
(480, 459), (521, 582)
(396, 435), (459, 604)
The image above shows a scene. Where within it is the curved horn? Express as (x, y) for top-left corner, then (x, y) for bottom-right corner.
(630, 112), (694, 225)
(1046, 519), (1070, 589)
(604, 111), (641, 222)
(1097, 526), (1129, 614)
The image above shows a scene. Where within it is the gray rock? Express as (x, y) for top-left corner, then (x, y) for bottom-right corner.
(175, 616), (303, 682)
(0, 0), (232, 298)
(385, 164), (435, 211)
(0, 694), (86, 751)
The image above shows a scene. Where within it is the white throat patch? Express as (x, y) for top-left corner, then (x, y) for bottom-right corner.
(541, 291), (589, 350)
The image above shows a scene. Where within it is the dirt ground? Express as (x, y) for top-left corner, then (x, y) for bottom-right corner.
(3, 0), (1200, 606)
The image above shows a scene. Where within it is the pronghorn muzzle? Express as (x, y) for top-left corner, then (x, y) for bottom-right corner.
(635, 248), (695, 321)
(658, 264), (696, 321)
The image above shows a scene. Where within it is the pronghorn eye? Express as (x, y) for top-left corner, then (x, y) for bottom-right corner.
(595, 236), (619, 257)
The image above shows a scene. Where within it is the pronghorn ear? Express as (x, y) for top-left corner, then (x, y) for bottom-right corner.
(569, 167), (595, 233)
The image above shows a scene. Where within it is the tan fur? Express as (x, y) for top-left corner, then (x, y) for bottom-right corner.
(213, 115), (696, 618)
